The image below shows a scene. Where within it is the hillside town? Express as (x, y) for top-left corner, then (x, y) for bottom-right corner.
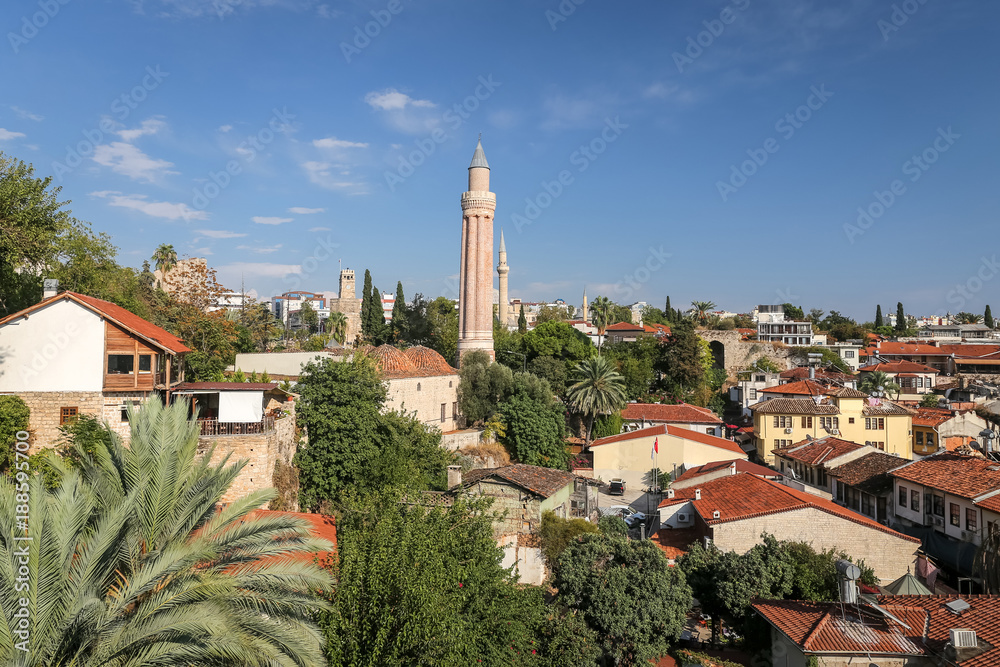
(2, 2), (999, 667)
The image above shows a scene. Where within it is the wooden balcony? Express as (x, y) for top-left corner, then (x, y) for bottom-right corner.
(197, 415), (276, 437)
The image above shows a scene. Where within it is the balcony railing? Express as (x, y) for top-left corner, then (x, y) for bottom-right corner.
(197, 415), (275, 437)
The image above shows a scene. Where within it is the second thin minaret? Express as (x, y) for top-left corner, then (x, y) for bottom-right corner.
(497, 229), (509, 328)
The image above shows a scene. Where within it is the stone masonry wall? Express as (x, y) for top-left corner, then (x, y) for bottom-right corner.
(5, 391), (104, 451)
(712, 506), (917, 583)
(696, 330), (795, 379)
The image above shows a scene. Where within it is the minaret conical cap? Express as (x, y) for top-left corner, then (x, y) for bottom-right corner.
(499, 228), (506, 253)
(469, 138), (489, 170)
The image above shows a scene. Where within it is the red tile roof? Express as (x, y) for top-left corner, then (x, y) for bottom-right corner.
(643, 323), (672, 335)
(937, 344), (1000, 359)
(873, 342), (952, 356)
(605, 321), (644, 331)
(750, 398), (840, 415)
(621, 402), (723, 425)
(761, 379), (829, 396)
(674, 459), (778, 483)
(773, 437), (865, 465)
(460, 464), (578, 498)
(658, 474), (919, 542)
(780, 367), (855, 382)
(651, 527), (704, 560)
(247, 510), (337, 565)
(889, 452), (1000, 500)
(0, 291), (191, 354)
(827, 452), (906, 493)
(756, 595), (1000, 667)
(911, 407), (955, 428)
(590, 424), (744, 455)
(975, 491), (1000, 514)
(859, 360), (940, 374)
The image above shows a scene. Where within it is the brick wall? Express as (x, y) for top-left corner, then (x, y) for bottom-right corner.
(198, 413), (298, 503)
(5, 391), (104, 450)
(712, 506), (917, 583)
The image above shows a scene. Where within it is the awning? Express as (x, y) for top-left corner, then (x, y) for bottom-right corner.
(218, 391), (264, 423)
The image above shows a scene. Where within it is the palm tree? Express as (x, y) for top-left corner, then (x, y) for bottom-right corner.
(566, 355), (628, 447)
(327, 310), (348, 344)
(690, 300), (716, 326)
(0, 399), (333, 667)
(859, 370), (901, 400)
(954, 312), (984, 324)
(151, 243), (177, 288)
(591, 295), (613, 353)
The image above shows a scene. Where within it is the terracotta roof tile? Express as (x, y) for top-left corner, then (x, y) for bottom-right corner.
(402, 345), (458, 375)
(827, 451), (906, 493)
(874, 342), (953, 356)
(361, 344), (457, 378)
(828, 387), (869, 398)
(761, 380), (829, 396)
(605, 321), (644, 331)
(862, 400), (913, 416)
(772, 437), (865, 465)
(889, 452), (1000, 500)
(750, 398), (840, 415)
(247, 510), (337, 564)
(651, 527), (704, 560)
(859, 360), (940, 374)
(937, 344), (1000, 358)
(459, 464), (578, 498)
(621, 402), (723, 424)
(911, 408), (955, 428)
(674, 459), (778, 483)
(589, 424), (744, 455)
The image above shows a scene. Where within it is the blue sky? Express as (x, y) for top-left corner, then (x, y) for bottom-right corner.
(1, 0), (997, 321)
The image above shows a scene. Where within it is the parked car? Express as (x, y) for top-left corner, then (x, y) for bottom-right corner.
(623, 511), (647, 528)
(599, 505), (634, 518)
(608, 478), (626, 495)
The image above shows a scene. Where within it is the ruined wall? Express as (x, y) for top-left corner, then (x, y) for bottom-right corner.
(696, 330), (795, 379)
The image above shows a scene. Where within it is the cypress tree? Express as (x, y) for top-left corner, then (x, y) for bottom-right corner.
(518, 305), (527, 334)
(874, 305), (883, 328)
(361, 269), (373, 339)
(986, 305), (994, 329)
(370, 285), (387, 344)
(895, 302), (906, 332)
(392, 281), (407, 342)
(665, 296), (672, 322)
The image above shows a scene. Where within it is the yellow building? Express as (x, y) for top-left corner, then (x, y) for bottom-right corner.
(750, 384), (913, 464)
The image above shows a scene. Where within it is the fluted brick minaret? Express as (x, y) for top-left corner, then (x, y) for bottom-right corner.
(457, 138), (496, 364)
(497, 229), (509, 328)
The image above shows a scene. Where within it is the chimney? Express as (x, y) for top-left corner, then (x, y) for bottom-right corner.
(447, 465), (462, 489)
(809, 365), (815, 380)
(730, 461), (737, 475)
(43, 278), (59, 299)
(695, 489), (701, 500)
(667, 488), (675, 499)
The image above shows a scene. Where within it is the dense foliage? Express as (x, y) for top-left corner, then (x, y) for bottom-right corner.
(0, 395), (29, 473)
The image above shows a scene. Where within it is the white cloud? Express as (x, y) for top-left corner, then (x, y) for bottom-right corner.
(313, 137), (368, 149)
(237, 244), (283, 254)
(193, 247), (214, 256)
(364, 89), (435, 111)
(540, 89), (622, 131)
(308, 226), (331, 232)
(218, 124), (233, 133)
(0, 129), (26, 141)
(252, 216), (294, 225)
(10, 106), (42, 122)
(302, 161), (367, 193)
(117, 117), (167, 142)
(91, 142), (176, 182)
(90, 191), (208, 221)
(289, 207), (325, 214)
(196, 229), (248, 239)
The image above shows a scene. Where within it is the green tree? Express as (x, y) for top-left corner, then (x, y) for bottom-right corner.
(528, 355), (568, 396)
(591, 411), (623, 439)
(523, 321), (595, 368)
(895, 302), (906, 332)
(299, 300), (319, 333)
(555, 532), (691, 666)
(690, 300), (716, 325)
(782, 303), (804, 320)
(0, 395), (30, 473)
(518, 304), (527, 334)
(458, 350), (515, 425)
(324, 491), (551, 667)
(294, 354), (453, 508)
(540, 511), (599, 572)
(0, 398), (333, 666)
(790, 346), (852, 374)
(664, 296), (673, 322)
(361, 268), (374, 338)
(151, 242), (177, 276)
(604, 338), (659, 400)
(499, 374), (568, 468)
(920, 393), (942, 408)
(426, 296), (459, 364)
(536, 304), (572, 324)
(859, 370), (901, 399)
(656, 320), (706, 392)
(566, 355), (627, 446)
(391, 281), (407, 341)
(986, 305), (994, 329)
(809, 308), (825, 325)
(875, 304), (884, 328)
(955, 311), (983, 324)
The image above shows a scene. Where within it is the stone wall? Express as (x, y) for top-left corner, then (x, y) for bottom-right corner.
(199, 413), (297, 503)
(5, 391), (105, 450)
(696, 330), (795, 379)
(387, 374), (459, 432)
(102, 391), (149, 441)
(441, 428), (481, 451)
(712, 506), (917, 583)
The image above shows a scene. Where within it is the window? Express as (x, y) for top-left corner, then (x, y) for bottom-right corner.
(911, 490), (920, 511)
(865, 417), (885, 430)
(138, 354), (152, 373)
(820, 417), (839, 430)
(849, 417), (855, 424)
(706, 428), (714, 434)
(916, 432), (924, 446)
(926, 433), (935, 447)
(801, 416), (812, 428)
(916, 377), (923, 388)
(951, 503), (961, 527)
(749, 389), (757, 400)
(967, 508), (977, 532)
(773, 416), (792, 428)
(836, 481), (844, 501)
(107, 354), (134, 374)
(755, 375), (765, 382)
(452, 402), (458, 419)
(440, 404), (446, 422)
(60, 407), (79, 425)
(933, 495), (945, 517)
(861, 493), (872, 516)
(898, 485), (907, 507)
(417, 383), (421, 391)
(844, 350), (855, 358)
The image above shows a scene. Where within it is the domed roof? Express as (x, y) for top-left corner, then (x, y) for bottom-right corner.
(365, 344), (416, 376)
(404, 346), (457, 375)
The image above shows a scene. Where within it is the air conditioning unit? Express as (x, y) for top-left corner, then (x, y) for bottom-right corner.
(933, 516), (944, 527)
(951, 629), (977, 648)
(784, 428), (794, 434)
(831, 429), (840, 435)
(676, 512), (690, 523)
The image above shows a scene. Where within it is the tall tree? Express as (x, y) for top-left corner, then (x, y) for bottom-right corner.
(499, 373), (568, 468)
(664, 295), (672, 322)
(987, 305), (995, 329)
(327, 310), (348, 344)
(299, 300), (319, 333)
(457, 349), (514, 425)
(151, 243), (177, 277)
(566, 355), (627, 446)
(517, 304), (527, 334)
(0, 399), (333, 666)
(895, 302), (906, 332)
(690, 300), (716, 325)
(859, 370), (901, 400)
(391, 281), (407, 341)
(874, 304), (884, 328)
(656, 320), (705, 393)
(361, 268), (374, 339)
(955, 312), (984, 324)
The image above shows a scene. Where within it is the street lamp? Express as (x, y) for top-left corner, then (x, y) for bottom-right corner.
(501, 350), (526, 372)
